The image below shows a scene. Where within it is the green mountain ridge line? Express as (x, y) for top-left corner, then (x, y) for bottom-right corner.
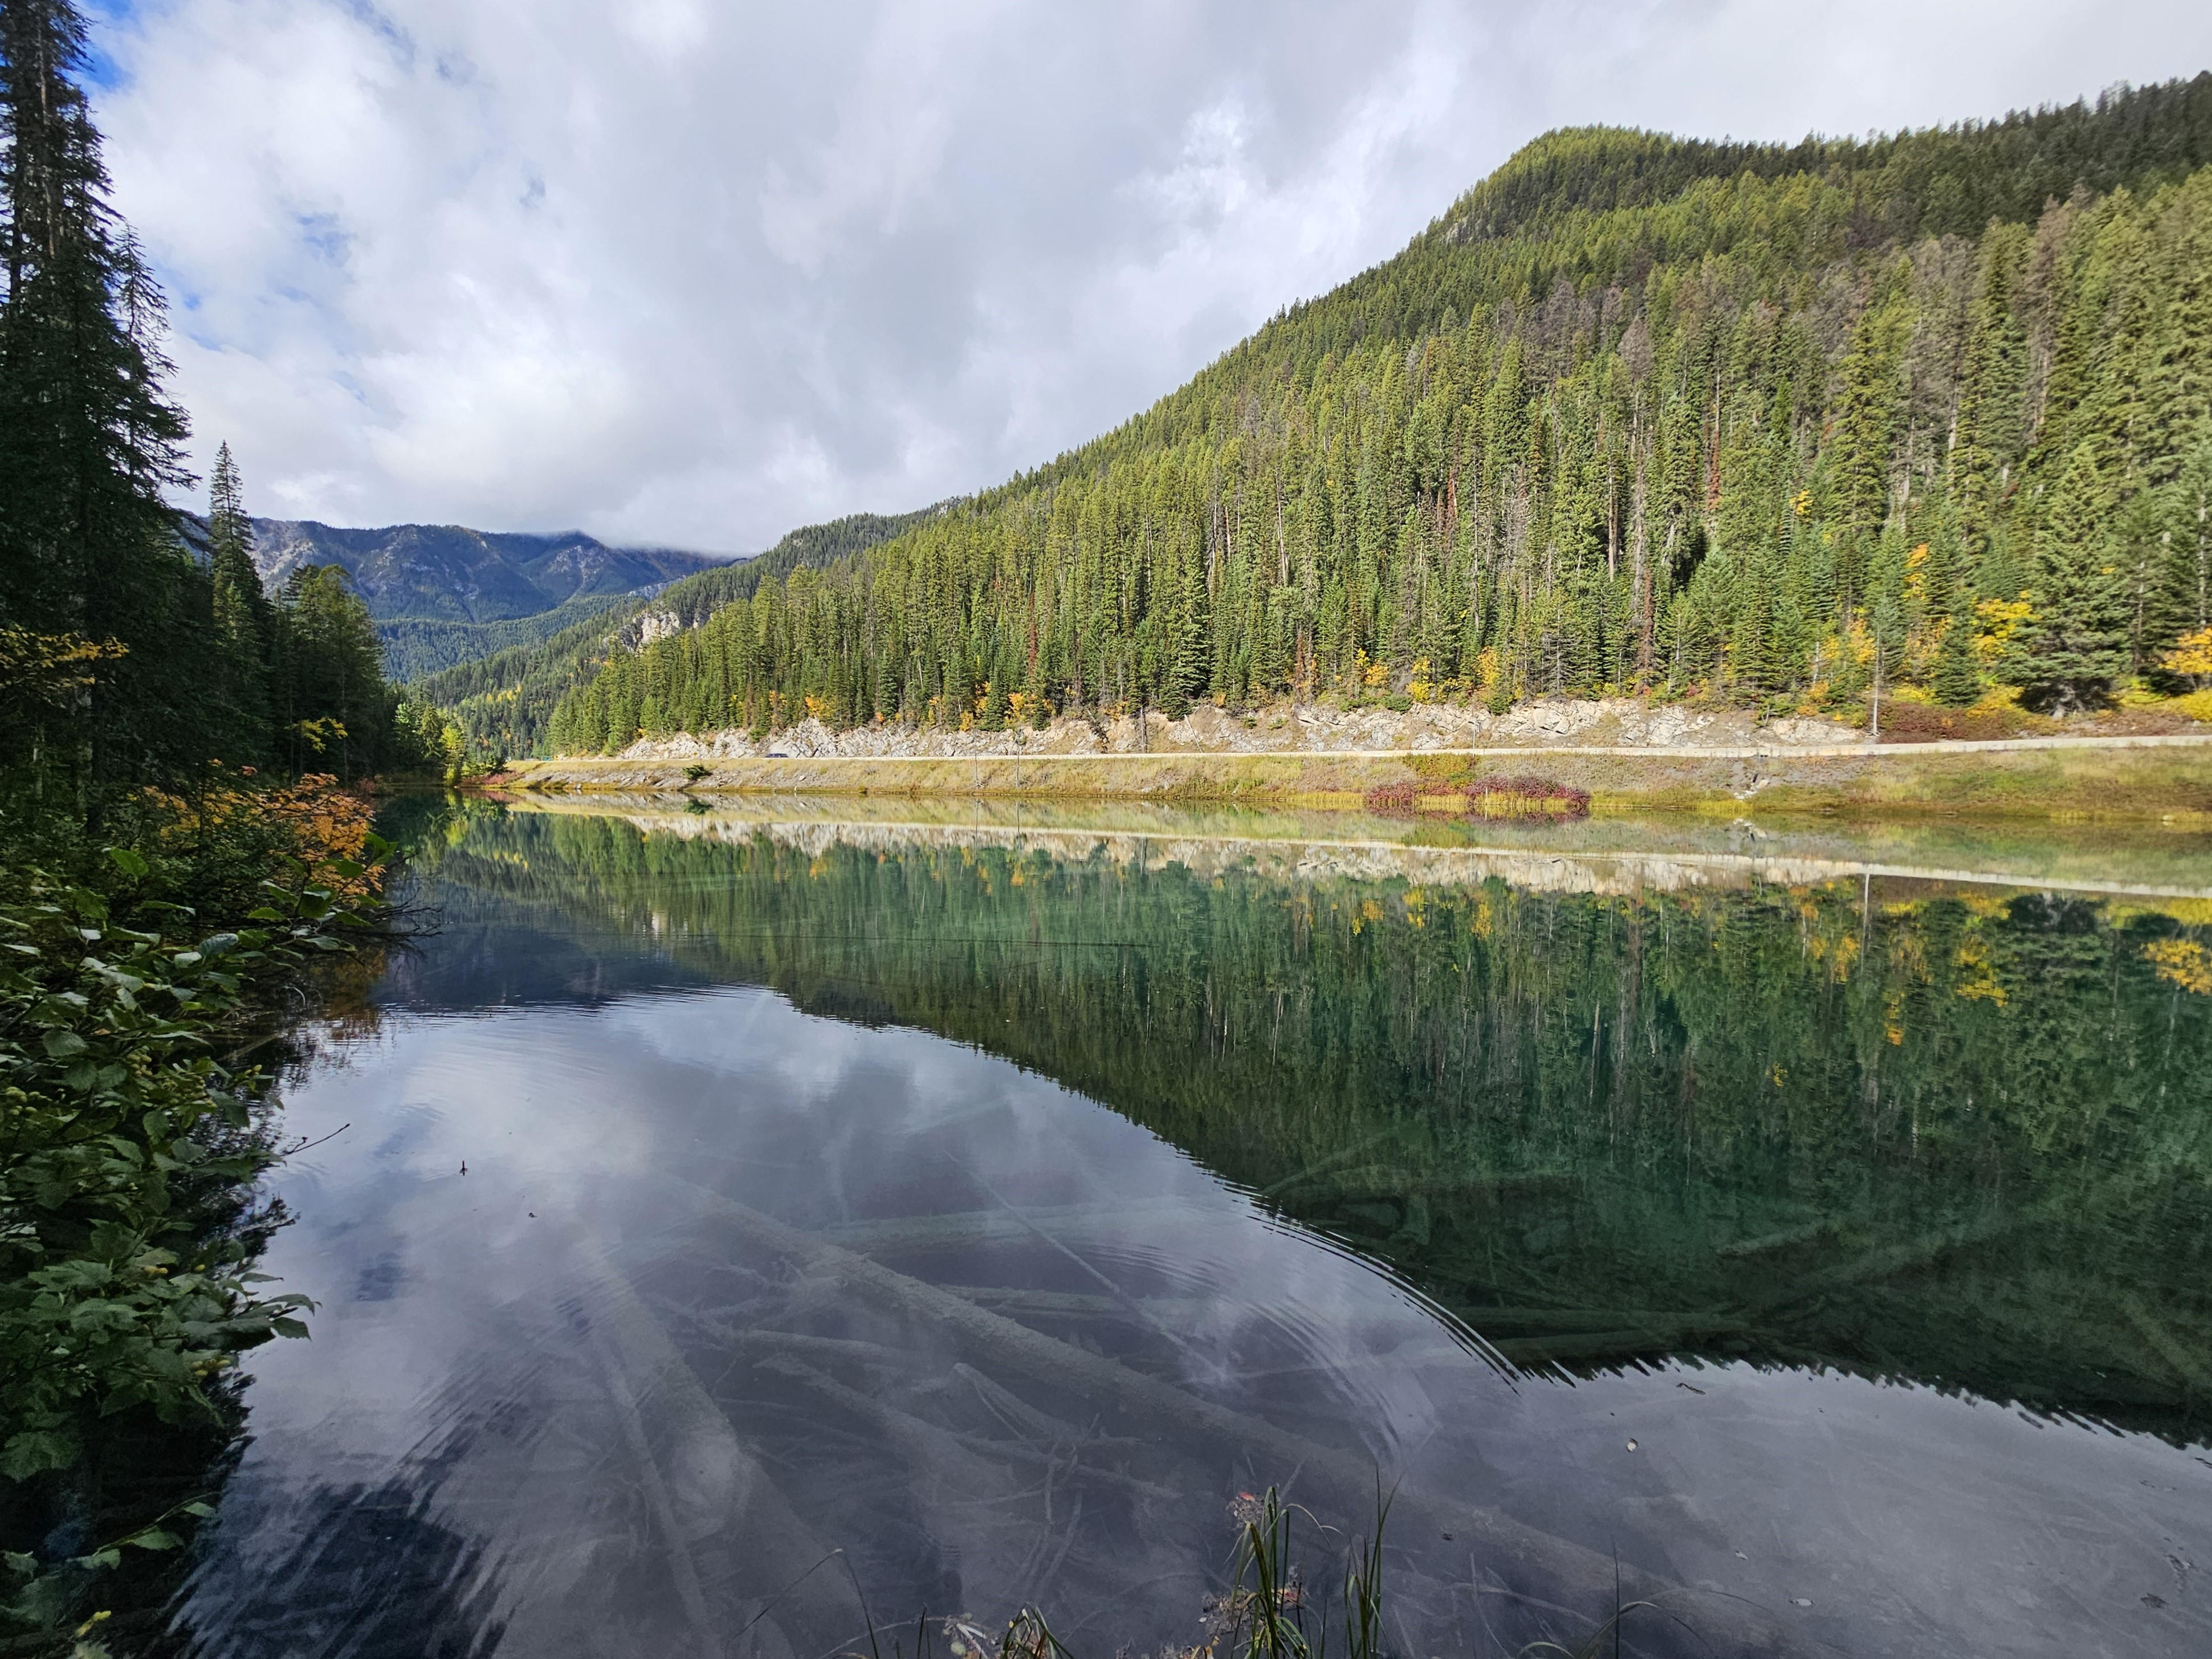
(176, 511), (740, 684)
(528, 75), (2212, 763)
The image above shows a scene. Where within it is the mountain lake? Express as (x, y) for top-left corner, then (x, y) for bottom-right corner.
(156, 796), (2212, 1659)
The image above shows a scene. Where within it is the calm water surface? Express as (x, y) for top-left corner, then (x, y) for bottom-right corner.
(166, 798), (2212, 1658)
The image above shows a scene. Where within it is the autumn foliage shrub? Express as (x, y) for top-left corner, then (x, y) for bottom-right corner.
(106, 771), (384, 920)
(1365, 775), (1589, 822)
(1362, 780), (1423, 813)
(1871, 700), (2034, 742)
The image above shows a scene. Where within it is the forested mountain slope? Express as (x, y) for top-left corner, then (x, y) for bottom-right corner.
(417, 506), (940, 757)
(548, 76), (2212, 756)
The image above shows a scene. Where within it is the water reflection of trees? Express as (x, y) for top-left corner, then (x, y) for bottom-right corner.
(419, 808), (2212, 1441)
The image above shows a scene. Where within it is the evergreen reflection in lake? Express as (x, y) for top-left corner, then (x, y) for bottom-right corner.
(170, 799), (2212, 1658)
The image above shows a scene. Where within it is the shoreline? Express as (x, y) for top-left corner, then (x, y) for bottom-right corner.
(496, 732), (2212, 822)
(491, 789), (2212, 907)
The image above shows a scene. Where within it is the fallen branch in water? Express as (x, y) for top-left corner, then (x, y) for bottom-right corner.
(566, 1238), (871, 1650)
(657, 1174), (1815, 1658)
(820, 1199), (1194, 1254)
(753, 1354), (1181, 1506)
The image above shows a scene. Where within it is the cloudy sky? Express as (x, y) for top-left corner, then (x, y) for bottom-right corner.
(89, 0), (2212, 553)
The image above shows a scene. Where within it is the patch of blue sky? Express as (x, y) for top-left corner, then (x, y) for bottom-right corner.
(296, 211), (355, 269)
(79, 0), (144, 93)
(337, 0), (416, 68)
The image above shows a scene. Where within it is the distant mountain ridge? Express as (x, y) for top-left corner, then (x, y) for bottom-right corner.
(414, 504), (947, 756)
(247, 520), (732, 625)
(168, 517), (738, 682)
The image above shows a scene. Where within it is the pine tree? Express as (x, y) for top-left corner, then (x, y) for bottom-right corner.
(1951, 226), (2028, 570)
(272, 564), (393, 775)
(206, 441), (271, 756)
(2140, 173), (2211, 484)
(2006, 444), (2133, 710)
(0, 0), (200, 793)
(2158, 438), (2212, 641)
(1933, 603), (1981, 706)
(1830, 287), (1903, 602)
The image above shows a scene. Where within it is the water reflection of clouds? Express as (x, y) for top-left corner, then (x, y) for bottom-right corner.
(173, 888), (2212, 1659)
(191, 987), (1518, 1654)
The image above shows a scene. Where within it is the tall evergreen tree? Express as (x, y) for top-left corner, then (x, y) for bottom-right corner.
(2005, 445), (2132, 710)
(0, 0), (434, 798)
(272, 564), (392, 776)
(2158, 437), (2212, 644)
(1932, 603), (1982, 707)
(1830, 286), (1903, 606)
(1950, 226), (2028, 574)
(0, 0), (202, 793)
(206, 441), (271, 756)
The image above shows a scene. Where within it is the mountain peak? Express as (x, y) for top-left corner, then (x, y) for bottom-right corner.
(242, 519), (734, 625)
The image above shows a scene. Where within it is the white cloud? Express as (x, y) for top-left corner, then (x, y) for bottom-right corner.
(92, 0), (2212, 551)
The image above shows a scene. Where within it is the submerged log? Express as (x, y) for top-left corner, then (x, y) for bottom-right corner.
(753, 1354), (1180, 1505)
(820, 1199), (1195, 1255)
(682, 1318), (915, 1374)
(1715, 1221), (1835, 1258)
(661, 1176), (1814, 1658)
(952, 1360), (1090, 1445)
(940, 1285), (1208, 1324)
(2121, 1295), (2212, 1393)
(568, 1241), (870, 1656)
(1741, 1206), (2036, 1316)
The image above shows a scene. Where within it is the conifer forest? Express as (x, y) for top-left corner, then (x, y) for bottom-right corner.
(0, 2), (441, 801)
(7, 0), (2212, 1652)
(550, 78), (2212, 753)
(1, 3), (415, 1640)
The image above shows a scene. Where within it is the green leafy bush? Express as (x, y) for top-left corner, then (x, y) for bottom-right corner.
(0, 836), (386, 1648)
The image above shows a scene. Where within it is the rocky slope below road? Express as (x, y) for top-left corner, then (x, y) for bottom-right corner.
(604, 698), (1865, 763)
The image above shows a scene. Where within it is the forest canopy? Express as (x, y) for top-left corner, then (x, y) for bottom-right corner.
(548, 75), (2212, 753)
(0, 1), (441, 804)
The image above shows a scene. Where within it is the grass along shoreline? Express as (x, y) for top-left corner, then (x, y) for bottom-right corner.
(497, 734), (2212, 822)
